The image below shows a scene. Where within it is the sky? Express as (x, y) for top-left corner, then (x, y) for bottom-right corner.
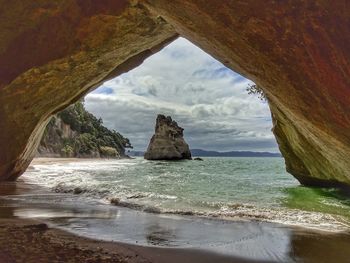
(85, 37), (279, 153)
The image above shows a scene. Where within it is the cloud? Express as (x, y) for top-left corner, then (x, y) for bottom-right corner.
(85, 38), (279, 152)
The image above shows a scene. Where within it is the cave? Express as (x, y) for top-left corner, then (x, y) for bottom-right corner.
(0, 0), (349, 187)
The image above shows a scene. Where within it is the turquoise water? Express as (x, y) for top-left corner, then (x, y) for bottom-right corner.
(23, 157), (350, 231)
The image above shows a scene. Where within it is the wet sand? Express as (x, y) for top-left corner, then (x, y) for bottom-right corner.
(1, 210), (350, 263)
(0, 218), (267, 263)
(1, 161), (350, 262)
(0, 179), (272, 263)
(29, 157), (109, 165)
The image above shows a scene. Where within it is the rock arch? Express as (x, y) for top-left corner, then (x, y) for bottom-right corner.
(0, 1), (349, 186)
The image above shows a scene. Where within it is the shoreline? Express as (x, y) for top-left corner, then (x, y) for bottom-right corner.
(30, 157), (131, 165)
(2, 158), (350, 262)
(26, 158), (350, 233)
(2, 215), (350, 263)
(2, 194), (350, 263)
(0, 217), (269, 263)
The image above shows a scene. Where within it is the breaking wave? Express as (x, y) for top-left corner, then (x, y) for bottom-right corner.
(21, 158), (350, 232)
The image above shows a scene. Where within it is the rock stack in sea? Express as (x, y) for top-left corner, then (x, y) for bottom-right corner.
(144, 114), (192, 160)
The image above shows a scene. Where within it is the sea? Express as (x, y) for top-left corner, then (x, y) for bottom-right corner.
(2, 157), (350, 261)
(16, 157), (350, 231)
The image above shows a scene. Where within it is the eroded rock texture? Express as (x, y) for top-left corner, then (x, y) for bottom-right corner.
(144, 0), (350, 187)
(0, 1), (349, 186)
(0, 0), (177, 180)
(144, 115), (192, 160)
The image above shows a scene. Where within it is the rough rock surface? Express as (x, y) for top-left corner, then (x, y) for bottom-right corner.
(38, 116), (79, 158)
(0, 0), (177, 180)
(144, 115), (191, 160)
(0, 1), (349, 187)
(144, 0), (350, 187)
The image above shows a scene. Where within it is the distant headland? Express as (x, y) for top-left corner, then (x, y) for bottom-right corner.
(130, 149), (281, 158)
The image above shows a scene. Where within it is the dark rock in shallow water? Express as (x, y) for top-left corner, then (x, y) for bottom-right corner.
(73, 187), (84, 194)
(110, 197), (120, 205)
(127, 193), (147, 199)
(193, 157), (203, 161)
(144, 115), (192, 160)
(143, 206), (161, 214)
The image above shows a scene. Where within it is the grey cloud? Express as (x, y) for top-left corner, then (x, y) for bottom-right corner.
(85, 38), (279, 153)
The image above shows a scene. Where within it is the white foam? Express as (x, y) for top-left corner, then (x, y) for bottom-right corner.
(22, 159), (350, 232)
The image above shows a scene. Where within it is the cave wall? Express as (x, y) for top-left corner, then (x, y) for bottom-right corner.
(143, 0), (350, 186)
(0, 0), (177, 180)
(0, 0), (349, 186)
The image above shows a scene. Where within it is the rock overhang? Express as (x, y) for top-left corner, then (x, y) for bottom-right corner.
(0, 0), (349, 187)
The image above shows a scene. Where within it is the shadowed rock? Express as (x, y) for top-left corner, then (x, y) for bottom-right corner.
(144, 115), (192, 160)
(0, 1), (349, 187)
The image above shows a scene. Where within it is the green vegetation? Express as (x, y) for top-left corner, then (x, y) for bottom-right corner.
(100, 146), (119, 158)
(39, 100), (132, 158)
(61, 145), (74, 157)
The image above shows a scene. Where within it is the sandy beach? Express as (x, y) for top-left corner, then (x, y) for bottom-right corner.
(0, 217), (270, 263)
(0, 170), (270, 263)
(29, 158), (114, 165)
(1, 212), (350, 263)
(0, 158), (350, 262)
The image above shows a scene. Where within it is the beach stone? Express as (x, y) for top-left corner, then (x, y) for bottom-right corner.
(73, 187), (84, 195)
(194, 158), (203, 161)
(110, 198), (120, 205)
(144, 115), (192, 160)
(143, 206), (161, 214)
(0, 1), (349, 188)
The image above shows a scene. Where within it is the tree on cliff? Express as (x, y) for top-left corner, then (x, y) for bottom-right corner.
(39, 100), (132, 158)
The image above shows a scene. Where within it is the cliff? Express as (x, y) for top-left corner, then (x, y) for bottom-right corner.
(38, 101), (132, 158)
(0, 1), (349, 186)
(144, 115), (191, 160)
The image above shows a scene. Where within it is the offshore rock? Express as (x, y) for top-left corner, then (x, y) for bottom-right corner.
(144, 115), (192, 160)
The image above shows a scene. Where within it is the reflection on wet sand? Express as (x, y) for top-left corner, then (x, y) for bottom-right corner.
(289, 229), (350, 263)
(1, 181), (350, 262)
(146, 223), (178, 246)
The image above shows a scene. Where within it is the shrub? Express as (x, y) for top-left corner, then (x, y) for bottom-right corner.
(61, 145), (74, 157)
(75, 133), (97, 155)
(100, 146), (119, 158)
